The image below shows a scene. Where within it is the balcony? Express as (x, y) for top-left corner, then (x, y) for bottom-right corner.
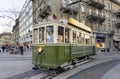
(114, 11), (120, 17)
(39, 5), (51, 18)
(87, 15), (97, 21)
(97, 16), (105, 23)
(60, 0), (80, 15)
(86, 0), (105, 9)
(115, 22), (120, 28)
(110, 0), (120, 6)
(108, 30), (114, 37)
(87, 14), (105, 23)
(61, 6), (78, 15)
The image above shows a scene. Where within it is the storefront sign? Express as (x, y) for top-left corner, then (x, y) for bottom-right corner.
(68, 18), (91, 32)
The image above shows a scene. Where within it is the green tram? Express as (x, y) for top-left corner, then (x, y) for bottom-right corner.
(32, 18), (96, 70)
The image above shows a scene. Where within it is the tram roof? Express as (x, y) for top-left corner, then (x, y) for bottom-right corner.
(34, 18), (91, 33)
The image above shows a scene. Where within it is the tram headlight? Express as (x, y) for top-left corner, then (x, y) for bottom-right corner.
(38, 47), (42, 53)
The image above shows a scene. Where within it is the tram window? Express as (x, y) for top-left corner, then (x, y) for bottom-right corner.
(65, 28), (70, 43)
(34, 29), (38, 43)
(46, 26), (54, 43)
(73, 31), (77, 43)
(81, 33), (84, 44)
(58, 26), (64, 42)
(85, 35), (90, 44)
(77, 32), (82, 43)
(39, 27), (45, 43)
(90, 36), (92, 44)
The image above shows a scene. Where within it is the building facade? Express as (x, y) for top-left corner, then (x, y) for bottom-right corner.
(30, 0), (120, 51)
(104, 0), (120, 50)
(12, 18), (19, 45)
(32, 0), (106, 49)
(0, 32), (13, 45)
(109, 0), (120, 50)
(19, 0), (33, 46)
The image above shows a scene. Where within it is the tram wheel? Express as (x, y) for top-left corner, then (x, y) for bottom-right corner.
(32, 65), (39, 70)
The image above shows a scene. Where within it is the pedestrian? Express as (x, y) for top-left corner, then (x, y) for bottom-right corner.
(118, 48), (120, 52)
(19, 44), (24, 55)
(1, 45), (5, 52)
(106, 46), (109, 52)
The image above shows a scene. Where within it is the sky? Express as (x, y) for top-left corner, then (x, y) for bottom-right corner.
(0, 0), (26, 33)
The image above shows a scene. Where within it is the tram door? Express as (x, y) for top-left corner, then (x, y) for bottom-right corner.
(64, 27), (71, 61)
(57, 26), (71, 61)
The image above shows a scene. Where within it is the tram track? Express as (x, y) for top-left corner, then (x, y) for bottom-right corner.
(6, 59), (91, 79)
(40, 70), (64, 79)
(26, 69), (65, 79)
(6, 69), (45, 79)
(29, 59), (91, 79)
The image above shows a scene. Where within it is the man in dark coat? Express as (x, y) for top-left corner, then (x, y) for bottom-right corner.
(1, 45), (5, 52)
(19, 45), (24, 55)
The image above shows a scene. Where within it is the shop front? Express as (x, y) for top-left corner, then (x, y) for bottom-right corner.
(96, 33), (106, 52)
(113, 35), (120, 50)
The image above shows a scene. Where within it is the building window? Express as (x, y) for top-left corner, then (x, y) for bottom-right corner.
(100, 0), (104, 4)
(94, 23), (98, 30)
(96, 9), (99, 16)
(107, 14), (110, 19)
(89, 9), (92, 15)
(101, 24), (105, 31)
(82, 13), (86, 19)
(69, 0), (73, 4)
(108, 23), (111, 31)
(62, 0), (67, 8)
(81, 5), (85, 13)
(101, 10), (104, 17)
(107, 3), (110, 10)
(95, 0), (98, 2)
(112, 16), (115, 22)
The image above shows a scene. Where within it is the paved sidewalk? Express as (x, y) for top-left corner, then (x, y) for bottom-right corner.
(0, 49), (33, 79)
(0, 49), (32, 58)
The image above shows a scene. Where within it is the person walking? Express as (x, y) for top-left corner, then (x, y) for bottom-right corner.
(19, 44), (24, 55)
(1, 45), (5, 52)
(106, 46), (109, 52)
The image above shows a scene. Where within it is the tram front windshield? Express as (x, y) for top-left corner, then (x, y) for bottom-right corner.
(46, 26), (54, 43)
(33, 26), (54, 44)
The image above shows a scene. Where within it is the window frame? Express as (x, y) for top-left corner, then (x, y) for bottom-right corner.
(46, 25), (54, 43)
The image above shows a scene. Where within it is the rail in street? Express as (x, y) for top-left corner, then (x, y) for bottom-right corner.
(0, 51), (120, 79)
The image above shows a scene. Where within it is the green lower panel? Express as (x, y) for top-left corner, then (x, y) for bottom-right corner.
(32, 44), (95, 69)
(32, 44), (71, 69)
(71, 45), (94, 59)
